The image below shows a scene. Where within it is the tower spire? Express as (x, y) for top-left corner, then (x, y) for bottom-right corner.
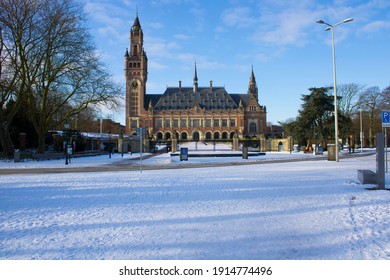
(250, 65), (256, 84)
(133, 2), (140, 28)
(248, 66), (258, 100)
(193, 62), (198, 92)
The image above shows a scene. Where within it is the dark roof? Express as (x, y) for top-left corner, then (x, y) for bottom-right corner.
(133, 15), (141, 27)
(230, 94), (250, 107)
(147, 87), (243, 111)
(144, 94), (161, 108)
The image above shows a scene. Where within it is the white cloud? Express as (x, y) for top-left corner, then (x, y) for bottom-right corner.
(149, 61), (168, 71)
(85, 1), (131, 44)
(144, 37), (181, 59)
(148, 22), (164, 29)
(221, 6), (257, 28)
(174, 34), (193, 40)
(360, 20), (390, 34)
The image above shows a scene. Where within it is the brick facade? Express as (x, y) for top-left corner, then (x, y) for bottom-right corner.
(124, 15), (266, 141)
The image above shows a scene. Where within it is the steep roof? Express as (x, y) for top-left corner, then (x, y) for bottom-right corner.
(146, 87), (241, 111)
(133, 15), (141, 28)
(230, 94), (249, 107)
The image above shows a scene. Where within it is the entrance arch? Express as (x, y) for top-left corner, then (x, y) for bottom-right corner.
(193, 131), (200, 141)
(156, 132), (163, 140)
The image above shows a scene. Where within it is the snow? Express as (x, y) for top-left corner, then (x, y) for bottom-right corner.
(0, 148), (389, 260)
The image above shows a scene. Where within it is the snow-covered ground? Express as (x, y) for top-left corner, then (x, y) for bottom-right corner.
(0, 148), (389, 260)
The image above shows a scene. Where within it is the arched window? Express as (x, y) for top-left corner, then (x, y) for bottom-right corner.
(165, 132), (171, 140)
(181, 132), (187, 140)
(222, 132), (228, 139)
(193, 132), (200, 141)
(205, 132), (212, 140)
(249, 122), (257, 133)
(156, 132), (163, 140)
(214, 132), (220, 140)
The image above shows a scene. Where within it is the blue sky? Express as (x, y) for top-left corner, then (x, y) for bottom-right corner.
(83, 0), (390, 125)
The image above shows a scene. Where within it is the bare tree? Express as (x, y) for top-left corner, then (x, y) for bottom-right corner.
(0, 0), (44, 156)
(337, 83), (365, 118)
(0, 24), (16, 156)
(379, 86), (390, 110)
(1, 0), (122, 154)
(358, 86), (382, 147)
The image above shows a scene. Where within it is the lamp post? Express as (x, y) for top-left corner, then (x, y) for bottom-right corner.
(360, 106), (363, 154)
(317, 18), (353, 162)
(108, 130), (112, 158)
(64, 120), (70, 165)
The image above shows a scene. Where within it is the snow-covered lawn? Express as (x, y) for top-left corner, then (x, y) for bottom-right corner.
(0, 151), (389, 259)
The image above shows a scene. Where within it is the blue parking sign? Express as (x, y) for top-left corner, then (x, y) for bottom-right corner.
(383, 111), (390, 127)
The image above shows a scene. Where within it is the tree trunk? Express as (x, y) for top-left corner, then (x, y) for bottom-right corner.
(0, 125), (14, 156)
(369, 114), (374, 148)
(37, 129), (46, 154)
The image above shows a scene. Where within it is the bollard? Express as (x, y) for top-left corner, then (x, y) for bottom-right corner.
(376, 133), (385, 189)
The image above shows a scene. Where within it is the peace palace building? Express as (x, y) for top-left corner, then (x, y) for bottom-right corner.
(124, 15), (267, 141)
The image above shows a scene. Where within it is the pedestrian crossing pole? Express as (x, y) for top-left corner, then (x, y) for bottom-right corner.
(137, 128), (146, 173)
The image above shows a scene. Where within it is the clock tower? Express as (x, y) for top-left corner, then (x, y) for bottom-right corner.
(124, 14), (148, 133)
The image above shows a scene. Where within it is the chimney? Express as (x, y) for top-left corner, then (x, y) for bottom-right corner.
(210, 80), (213, 91)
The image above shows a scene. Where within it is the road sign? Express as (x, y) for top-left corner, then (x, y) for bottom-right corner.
(136, 127), (146, 135)
(382, 111), (390, 127)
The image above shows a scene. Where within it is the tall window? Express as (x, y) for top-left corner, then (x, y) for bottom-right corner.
(130, 120), (137, 128)
(192, 119), (200, 127)
(249, 122), (257, 133)
(156, 119), (162, 128)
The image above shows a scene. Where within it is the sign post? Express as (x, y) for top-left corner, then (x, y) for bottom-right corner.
(382, 111), (389, 173)
(382, 111), (390, 127)
(136, 128), (146, 173)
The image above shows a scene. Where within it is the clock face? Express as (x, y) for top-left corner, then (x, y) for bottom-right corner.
(131, 81), (138, 89)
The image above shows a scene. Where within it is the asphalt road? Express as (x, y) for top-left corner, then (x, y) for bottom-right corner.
(0, 151), (375, 175)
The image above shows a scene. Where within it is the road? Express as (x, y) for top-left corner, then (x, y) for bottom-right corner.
(0, 151), (375, 175)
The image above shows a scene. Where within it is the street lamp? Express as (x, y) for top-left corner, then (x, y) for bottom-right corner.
(317, 18), (353, 162)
